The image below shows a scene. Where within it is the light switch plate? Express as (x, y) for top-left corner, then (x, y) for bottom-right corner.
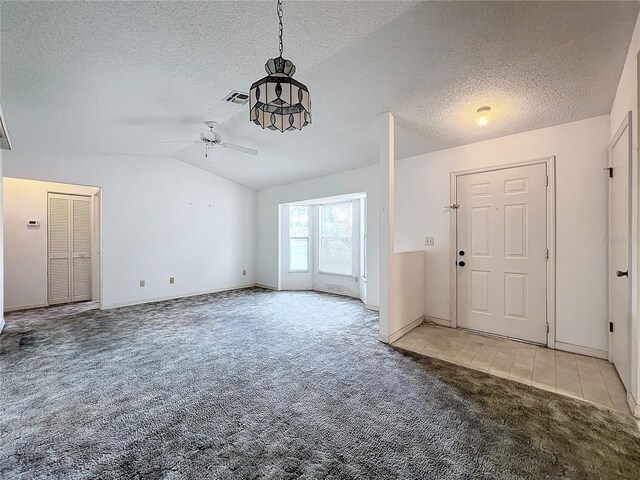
(425, 236), (435, 247)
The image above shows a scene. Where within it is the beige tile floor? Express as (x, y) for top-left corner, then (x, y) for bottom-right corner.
(393, 323), (631, 415)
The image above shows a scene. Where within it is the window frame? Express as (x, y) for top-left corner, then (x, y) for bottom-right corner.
(318, 201), (354, 276)
(288, 205), (310, 273)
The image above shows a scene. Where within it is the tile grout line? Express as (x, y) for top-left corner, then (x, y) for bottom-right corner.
(597, 361), (625, 412)
(576, 355), (615, 407)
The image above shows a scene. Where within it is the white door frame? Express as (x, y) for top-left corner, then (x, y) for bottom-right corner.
(47, 188), (103, 307)
(449, 156), (556, 348)
(607, 112), (633, 366)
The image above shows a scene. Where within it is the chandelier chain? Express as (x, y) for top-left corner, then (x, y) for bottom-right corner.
(277, 0), (283, 56)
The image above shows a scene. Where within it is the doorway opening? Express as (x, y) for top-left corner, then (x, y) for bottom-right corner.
(278, 192), (367, 304)
(450, 157), (556, 347)
(3, 178), (102, 314)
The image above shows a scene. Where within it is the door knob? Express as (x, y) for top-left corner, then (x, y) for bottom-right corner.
(616, 270), (628, 277)
(459, 250), (465, 256)
(458, 261), (466, 267)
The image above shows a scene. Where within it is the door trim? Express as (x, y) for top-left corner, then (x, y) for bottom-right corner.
(607, 111), (633, 368)
(449, 156), (556, 348)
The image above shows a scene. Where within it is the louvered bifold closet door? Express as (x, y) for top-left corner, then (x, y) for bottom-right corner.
(48, 194), (72, 304)
(72, 197), (92, 302)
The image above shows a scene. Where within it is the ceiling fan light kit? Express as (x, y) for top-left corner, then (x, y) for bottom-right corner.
(249, 0), (311, 132)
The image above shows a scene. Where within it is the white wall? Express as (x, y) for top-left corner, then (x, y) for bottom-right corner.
(388, 251), (425, 341)
(257, 165), (380, 308)
(3, 152), (257, 309)
(379, 112), (426, 343)
(3, 179), (99, 311)
(0, 150), (4, 331)
(610, 12), (640, 414)
(395, 115), (610, 355)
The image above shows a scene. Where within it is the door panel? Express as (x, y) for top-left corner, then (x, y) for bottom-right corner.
(471, 270), (490, 313)
(609, 117), (631, 391)
(72, 197), (92, 302)
(457, 163), (547, 344)
(48, 195), (71, 304)
(471, 207), (491, 255)
(504, 204), (527, 257)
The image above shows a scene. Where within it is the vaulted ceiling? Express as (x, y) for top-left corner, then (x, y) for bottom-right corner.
(2, 1), (638, 189)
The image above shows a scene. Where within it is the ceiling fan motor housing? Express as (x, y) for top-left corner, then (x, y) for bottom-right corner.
(200, 131), (222, 144)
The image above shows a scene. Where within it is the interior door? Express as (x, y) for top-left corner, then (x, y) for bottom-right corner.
(71, 196), (92, 302)
(48, 194), (72, 305)
(609, 114), (632, 391)
(456, 163), (548, 344)
(48, 193), (92, 305)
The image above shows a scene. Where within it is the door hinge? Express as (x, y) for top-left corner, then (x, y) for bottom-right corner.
(546, 323), (550, 334)
(609, 322), (614, 333)
(545, 175), (549, 186)
(604, 167), (613, 178)
(545, 248), (549, 260)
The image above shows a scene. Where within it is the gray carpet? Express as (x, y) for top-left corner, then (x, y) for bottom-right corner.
(1, 288), (639, 479)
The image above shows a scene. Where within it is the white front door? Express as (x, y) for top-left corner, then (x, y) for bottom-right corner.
(456, 163), (548, 344)
(609, 115), (632, 391)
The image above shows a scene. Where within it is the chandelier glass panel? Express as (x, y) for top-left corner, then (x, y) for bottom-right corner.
(249, 0), (311, 132)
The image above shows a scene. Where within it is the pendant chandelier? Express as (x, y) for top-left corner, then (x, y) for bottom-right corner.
(249, 0), (311, 132)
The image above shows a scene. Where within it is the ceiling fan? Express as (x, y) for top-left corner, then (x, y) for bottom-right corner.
(162, 121), (258, 158)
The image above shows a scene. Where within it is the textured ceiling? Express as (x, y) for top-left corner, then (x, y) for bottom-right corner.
(2, 1), (638, 189)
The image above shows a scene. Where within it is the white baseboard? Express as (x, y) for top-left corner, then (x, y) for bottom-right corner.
(379, 316), (425, 344)
(4, 303), (49, 313)
(554, 341), (608, 360)
(425, 316), (451, 327)
(0, 317), (5, 334)
(101, 284), (258, 310)
(365, 304), (380, 312)
(312, 286), (359, 298)
(254, 283), (277, 291)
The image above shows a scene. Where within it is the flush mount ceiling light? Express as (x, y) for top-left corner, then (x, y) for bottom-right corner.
(249, 0), (311, 132)
(475, 106), (492, 127)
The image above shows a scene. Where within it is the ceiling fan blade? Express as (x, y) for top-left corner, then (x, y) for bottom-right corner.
(159, 140), (202, 144)
(221, 142), (258, 156)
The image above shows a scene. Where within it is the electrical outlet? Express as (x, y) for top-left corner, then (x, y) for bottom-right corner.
(169, 277), (175, 284)
(242, 270), (246, 276)
(425, 236), (435, 247)
(139, 280), (145, 287)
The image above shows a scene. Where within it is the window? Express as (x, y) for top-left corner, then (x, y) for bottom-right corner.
(288, 205), (309, 272)
(319, 202), (353, 275)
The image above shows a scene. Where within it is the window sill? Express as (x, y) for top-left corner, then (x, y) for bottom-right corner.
(318, 271), (356, 278)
